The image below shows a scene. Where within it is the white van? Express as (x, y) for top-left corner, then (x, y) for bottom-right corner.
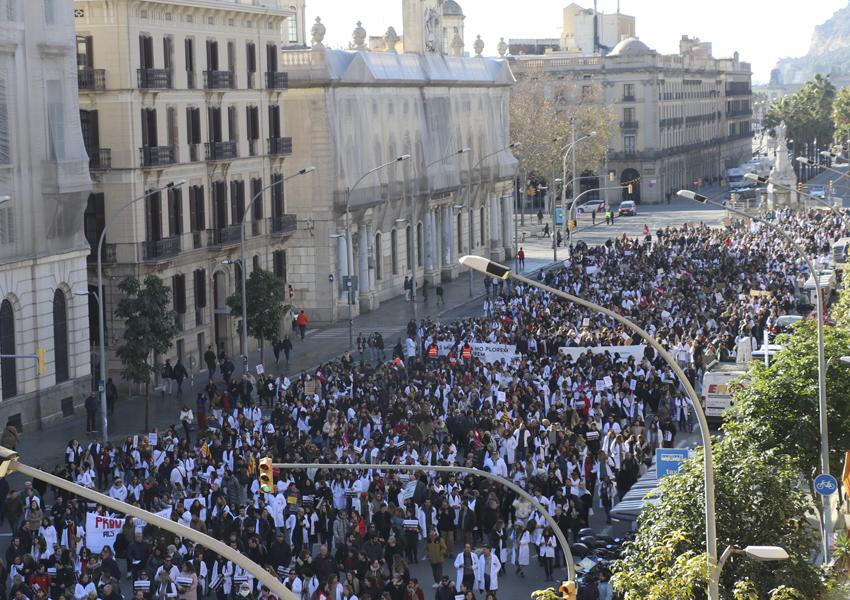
(701, 362), (747, 424)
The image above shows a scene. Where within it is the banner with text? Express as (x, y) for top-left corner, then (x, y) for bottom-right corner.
(559, 344), (647, 363)
(86, 512), (125, 553)
(434, 341), (517, 364)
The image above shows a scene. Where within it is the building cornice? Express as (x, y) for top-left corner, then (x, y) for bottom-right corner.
(130, 0), (294, 18)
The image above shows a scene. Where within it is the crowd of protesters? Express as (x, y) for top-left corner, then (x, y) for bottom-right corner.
(0, 207), (844, 600)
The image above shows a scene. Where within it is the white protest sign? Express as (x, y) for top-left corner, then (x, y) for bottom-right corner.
(256, 364), (265, 375)
(402, 480), (417, 501)
(471, 343), (517, 365)
(436, 341), (456, 356)
(133, 507), (173, 529)
(86, 513), (125, 553)
(559, 345), (647, 363)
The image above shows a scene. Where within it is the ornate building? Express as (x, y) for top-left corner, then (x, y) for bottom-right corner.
(0, 0), (92, 429)
(281, 3), (517, 323)
(510, 35), (753, 204)
(75, 0), (305, 375)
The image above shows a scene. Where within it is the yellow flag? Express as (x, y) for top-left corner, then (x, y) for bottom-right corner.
(843, 451), (850, 499)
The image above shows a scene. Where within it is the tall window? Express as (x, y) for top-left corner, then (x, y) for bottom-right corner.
(46, 80), (65, 160)
(456, 213), (463, 254)
(184, 38), (195, 88)
(172, 274), (186, 315)
(251, 178), (263, 220)
(167, 186), (182, 236)
(405, 225), (413, 271)
(0, 68), (9, 164)
(193, 269), (207, 326)
(416, 222), (423, 267)
(270, 174), (284, 218)
(246, 42), (256, 88)
(0, 299), (16, 399)
(624, 135), (636, 154)
(623, 107), (635, 123)
(230, 180), (245, 225)
(145, 191), (162, 242)
(188, 185), (205, 233)
(53, 290), (68, 383)
(479, 207), (485, 246)
(391, 229), (398, 275)
(273, 250), (287, 280)
(246, 106), (259, 155)
(375, 233), (382, 280)
(212, 181), (227, 229)
(623, 83), (635, 100)
(287, 10), (297, 43)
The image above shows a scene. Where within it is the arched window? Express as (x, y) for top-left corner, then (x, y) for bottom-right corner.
(0, 300), (16, 398)
(252, 255), (260, 273)
(405, 225), (413, 271)
(53, 290), (69, 383)
(391, 229), (399, 275)
(457, 212), (463, 254)
(374, 233), (383, 280)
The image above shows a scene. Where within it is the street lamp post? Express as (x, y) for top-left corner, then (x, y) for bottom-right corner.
(344, 155), (411, 349)
(680, 188), (832, 563)
(96, 180), (185, 443)
(717, 545), (789, 579)
(237, 167), (315, 371)
(466, 143), (520, 296)
(458, 254), (720, 600)
(559, 131), (597, 252)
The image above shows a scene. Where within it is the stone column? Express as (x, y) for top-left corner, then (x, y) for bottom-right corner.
(358, 224), (371, 295)
(441, 205), (454, 279)
(501, 195), (514, 258)
(337, 236), (349, 301)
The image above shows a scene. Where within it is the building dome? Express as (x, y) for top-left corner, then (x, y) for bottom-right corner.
(608, 37), (653, 57)
(443, 0), (463, 17)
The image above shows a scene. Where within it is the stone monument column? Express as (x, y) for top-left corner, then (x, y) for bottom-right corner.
(767, 121), (799, 209)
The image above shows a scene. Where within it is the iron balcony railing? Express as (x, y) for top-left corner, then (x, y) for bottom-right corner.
(78, 68), (106, 91)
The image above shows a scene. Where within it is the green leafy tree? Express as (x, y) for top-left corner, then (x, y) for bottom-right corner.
(114, 275), (179, 432)
(764, 74), (836, 145)
(832, 86), (850, 144)
(726, 318), (850, 483)
(612, 434), (819, 599)
(226, 268), (288, 361)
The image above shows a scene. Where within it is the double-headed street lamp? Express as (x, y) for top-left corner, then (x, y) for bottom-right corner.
(679, 188), (832, 563)
(236, 166), (315, 370)
(458, 254), (721, 599)
(559, 131), (597, 256)
(343, 155), (411, 349)
(465, 143), (521, 296)
(96, 180), (185, 443)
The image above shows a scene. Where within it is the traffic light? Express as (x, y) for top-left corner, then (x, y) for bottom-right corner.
(627, 183), (633, 194)
(559, 580), (577, 600)
(730, 192), (738, 205)
(36, 347), (45, 377)
(797, 181), (804, 191)
(258, 457), (273, 493)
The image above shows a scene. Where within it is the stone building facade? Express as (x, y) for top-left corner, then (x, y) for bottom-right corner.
(74, 0), (305, 376)
(0, 0), (93, 430)
(510, 35), (753, 204)
(281, 10), (516, 323)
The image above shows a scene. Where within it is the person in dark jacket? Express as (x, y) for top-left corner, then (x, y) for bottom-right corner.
(127, 531), (150, 580)
(173, 361), (189, 395)
(84, 393), (98, 433)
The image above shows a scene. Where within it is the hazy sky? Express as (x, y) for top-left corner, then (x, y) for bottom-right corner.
(306, 0), (848, 83)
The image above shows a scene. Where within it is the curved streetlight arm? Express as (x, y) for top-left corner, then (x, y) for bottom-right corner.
(273, 462), (575, 582)
(680, 187), (831, 565)
(424, 148), (472, 173)
(349, 155), (412, 204)
(458, 254), (719, 600)
(96, 180), (183, 442)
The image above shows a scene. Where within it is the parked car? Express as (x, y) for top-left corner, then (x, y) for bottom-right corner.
(576, 199), (606, 214)
(618, 200), (636, 216)
(771, 314), (803, 335)
(809, 185), (826, 199)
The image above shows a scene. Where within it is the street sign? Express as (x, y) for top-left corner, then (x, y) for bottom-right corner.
(815, 473), (838, 496)
(342, 275), (358, 292)
(97, 380), (105, 393)
(328, 273), (334, 283)
(656, 448), (691, 478)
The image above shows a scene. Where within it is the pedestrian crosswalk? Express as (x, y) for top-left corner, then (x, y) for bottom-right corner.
(306, 326), (403, 340)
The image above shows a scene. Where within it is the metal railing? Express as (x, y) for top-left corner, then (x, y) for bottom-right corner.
(620, 120), (639, 130)
(142, 236), (181, 262)
(77, 68), (106, 91)
(139, 145), (176, 168)
(622, 95), (636, 102)
(204, 140), (238, 161)
(269, 214), (297, 235)
(137, 68), (172, 89)
(265, 71), (289, 90)
(267, 137), (292, 156)
(88, 148), (112, 171)
(203, 70), (235, 89)
(207, 224), (242, 247)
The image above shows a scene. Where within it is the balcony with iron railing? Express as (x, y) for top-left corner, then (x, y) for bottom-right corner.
(726, 109), (752, 118)
(78, 68), (106, 91)
(726, 86), (752, 97)
(88, 148), (112, 171)
(204, 140), (238, 161)
(619, 120), (639, 130)
(267, 137), (292, 156)
(137, 68), (173, 89)
(269, 214), (297, 236)
(265, 71), (289, 90)
(622, 95), (636, 102)
(207, 224), (242, 247)
(139, 145), (176, 168)
(142, 236), (181, 262)
(203, 70), (235, 89)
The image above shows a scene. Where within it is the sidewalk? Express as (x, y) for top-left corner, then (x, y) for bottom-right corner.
(14, 256), (551, 470)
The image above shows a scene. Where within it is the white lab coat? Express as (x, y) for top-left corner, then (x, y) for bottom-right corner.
(454, 551), (476, 591)
(513, 530), (530, 566)
(475, 553), (502, 591)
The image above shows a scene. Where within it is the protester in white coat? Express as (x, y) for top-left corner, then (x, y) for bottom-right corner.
(475, 546), (502, 593)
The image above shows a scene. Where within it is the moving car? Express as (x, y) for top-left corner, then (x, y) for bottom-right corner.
(809, 185), (826, 199)
(618, 200), (636, 216)
(576, 199), (606, 214)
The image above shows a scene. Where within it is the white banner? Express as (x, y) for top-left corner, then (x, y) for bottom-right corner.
(133, 507), (173, 529)
(435, 341), (517, 364)
(86, 513), (125, 553)
(559, 344), (647, 363)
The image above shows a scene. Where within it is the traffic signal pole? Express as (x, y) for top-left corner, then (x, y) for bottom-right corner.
(0, 447), (298, 600)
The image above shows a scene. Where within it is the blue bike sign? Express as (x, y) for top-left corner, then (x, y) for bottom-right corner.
(814, 474), (838, 496)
